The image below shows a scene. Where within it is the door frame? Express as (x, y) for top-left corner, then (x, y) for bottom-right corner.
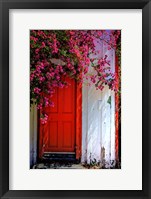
(38, 80), (82, 161)
(75, 82), (82, 160)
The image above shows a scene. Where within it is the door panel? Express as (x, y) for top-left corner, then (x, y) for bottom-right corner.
(62, 121), (73, 148)
(62, 80), (74, 113)
(48, 121), (58, 148)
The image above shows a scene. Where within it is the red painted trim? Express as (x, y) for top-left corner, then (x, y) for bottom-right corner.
(115, 55), (119, 162)
(75, 82), (82, 160)
(39, 109), (43, 159)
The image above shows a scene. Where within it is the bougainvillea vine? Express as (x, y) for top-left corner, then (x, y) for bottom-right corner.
(30, 30), (121, 124)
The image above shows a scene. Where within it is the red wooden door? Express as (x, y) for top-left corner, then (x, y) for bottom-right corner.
(39, 77), (77, 157)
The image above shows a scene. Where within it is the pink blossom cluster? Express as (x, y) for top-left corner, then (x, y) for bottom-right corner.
(40, 114), (48, 125)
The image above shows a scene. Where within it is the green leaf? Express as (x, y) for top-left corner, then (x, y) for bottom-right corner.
(107, 96), (111, 105)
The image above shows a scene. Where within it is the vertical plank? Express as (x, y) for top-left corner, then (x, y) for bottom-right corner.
(33, 104), (37, 164)
(111, 90), (116, 162)
(115, 55), (120, 163)
(30, 104), (37, 167)
(76, 82), (82, 160)
(30, 105), (34, 167)
(81, 83), (88, 162)
(110, 49), (116, 164)
(101, 87), (111, 166)
(87, 67), (102, 164)
(100, 40), (112, 167)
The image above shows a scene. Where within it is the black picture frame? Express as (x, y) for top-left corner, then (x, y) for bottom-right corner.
(0, 0), (151, 198)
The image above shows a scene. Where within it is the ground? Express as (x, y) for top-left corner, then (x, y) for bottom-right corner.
(32, 161), (103, 169)
(32, 160), (121, 169)
(32, 162), (86, 169)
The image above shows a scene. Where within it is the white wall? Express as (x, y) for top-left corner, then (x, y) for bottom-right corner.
(30, 104), (37, 168)
(81, 45), (116, 167)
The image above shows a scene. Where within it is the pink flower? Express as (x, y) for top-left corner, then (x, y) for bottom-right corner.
(33, 87), (41, 94)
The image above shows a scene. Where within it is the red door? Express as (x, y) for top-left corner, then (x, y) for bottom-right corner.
(39, 76), (82, 159)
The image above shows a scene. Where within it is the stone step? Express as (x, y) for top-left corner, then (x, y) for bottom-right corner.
(42, 152), (76, 162)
